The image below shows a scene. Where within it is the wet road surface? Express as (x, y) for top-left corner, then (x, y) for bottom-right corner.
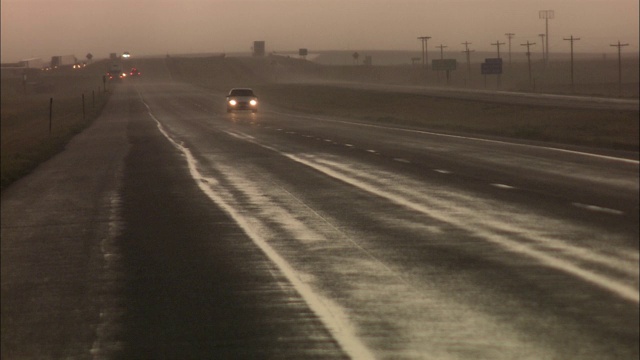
(2, 68), (638, 359)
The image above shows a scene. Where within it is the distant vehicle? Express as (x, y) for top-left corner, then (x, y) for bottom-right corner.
(50, 55), (77, 69)
(226, 88), (258, 113)
(107, 62), (125, 80)
(129, 67), (140, 77)
(122, 51), (131, 58)
(19, 58), (44, 69)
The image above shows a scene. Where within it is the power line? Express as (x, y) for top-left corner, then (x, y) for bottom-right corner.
(491, 40), (506, 58)
(505, 33), (515, 65)
(461, 41), (474, 80)
(564, 35), (580, 92)
(538, 33), (546, 61)
(521, 41), (536, 88)
(417, 36), (431, 68)
(436, 44), (447, 59)
(539, 10), (554, 64)
(610, 40), (629, 96)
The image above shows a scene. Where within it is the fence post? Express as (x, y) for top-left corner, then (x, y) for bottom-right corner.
(49, 98), (53, 135)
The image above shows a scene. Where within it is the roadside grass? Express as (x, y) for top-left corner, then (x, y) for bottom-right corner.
(254, 83), (639, 151)
(1, 65), (110, 191)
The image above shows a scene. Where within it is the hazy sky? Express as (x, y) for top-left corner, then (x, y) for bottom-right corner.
(2, 0), (638, 63)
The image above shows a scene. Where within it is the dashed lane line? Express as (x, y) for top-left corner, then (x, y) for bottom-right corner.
(572, 203), (625, 216)
(491, 183), (516, 190)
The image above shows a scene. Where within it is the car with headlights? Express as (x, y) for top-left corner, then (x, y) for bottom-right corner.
(226, 88), (258, 113)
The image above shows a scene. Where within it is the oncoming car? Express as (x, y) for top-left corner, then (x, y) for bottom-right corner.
(226, 88), (258, 113)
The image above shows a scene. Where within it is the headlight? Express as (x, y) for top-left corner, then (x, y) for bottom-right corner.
(250, 99), (258, 106)
(229, 100), (237, 106)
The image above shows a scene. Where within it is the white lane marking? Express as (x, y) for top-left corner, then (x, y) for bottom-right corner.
(345, 144), (354, 148)
(492, 183), (516, 190)
(297, 157), (639, 303)
(366, 150), (379, 154)
(434, 169), (451, 174)
(268, 111), (639, 165)
(315, 157), (640, 268)
(140, 100), (375, 360)
(393, 158), (411, 164)
(225, 130), (638, 303)
(573, 203), (625, 216)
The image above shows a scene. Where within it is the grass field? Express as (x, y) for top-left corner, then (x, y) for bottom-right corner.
(253, 83), (639, 150)
(1, 62), (111, 190)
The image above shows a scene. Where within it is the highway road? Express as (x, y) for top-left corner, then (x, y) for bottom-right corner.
(2, 69), (638, 359)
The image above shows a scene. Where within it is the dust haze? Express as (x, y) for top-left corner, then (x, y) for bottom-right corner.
(1, 0), (638, 63)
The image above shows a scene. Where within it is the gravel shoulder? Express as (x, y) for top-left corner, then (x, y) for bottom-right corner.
(1, 85), (130, 358)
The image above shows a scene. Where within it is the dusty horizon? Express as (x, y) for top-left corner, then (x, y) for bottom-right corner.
(2, 0), (638, 64)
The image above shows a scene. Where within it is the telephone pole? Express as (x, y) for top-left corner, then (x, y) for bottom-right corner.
(436, 44), (447, 59)
(564, 35), (580, 92)
(610, 40), (629, 96)
(539, 10), (554, 64)
(417, 36), (431, 67)
(521, 41), (536, 89)
(538, 33), (546, 61)
(491, 40), (506, 58)
(505, 33), (515, 65)
(462, 41), (474, 83)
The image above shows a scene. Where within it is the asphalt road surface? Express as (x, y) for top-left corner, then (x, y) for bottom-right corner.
(2, 65), (638, 359)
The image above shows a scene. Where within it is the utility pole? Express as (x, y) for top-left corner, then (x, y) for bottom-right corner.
(538, 33), (546, 61)
(564, 35), (580, 93)
(417, 36), (431, 67)
(539, 10), (554, 64)
(435, 44), (447, 82)
(436, 44), (447, 59)
(491, 40), (506, 58)
(505, 33), (515, 65)
(610, 40), (628, 97)
(462, 41), (474, 84)
(521, 41), (536, 89)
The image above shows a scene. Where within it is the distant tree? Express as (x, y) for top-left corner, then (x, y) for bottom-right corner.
(352, 52), (360, 65)
(86, 53), (93, 63)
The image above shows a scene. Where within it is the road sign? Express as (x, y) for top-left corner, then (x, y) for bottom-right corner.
(481, 58), (503, 75)
(432, 59), (457, 71)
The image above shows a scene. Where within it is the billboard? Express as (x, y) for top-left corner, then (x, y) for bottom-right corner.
(253, 41), (265, 57)
(432, 59), (457, 71)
